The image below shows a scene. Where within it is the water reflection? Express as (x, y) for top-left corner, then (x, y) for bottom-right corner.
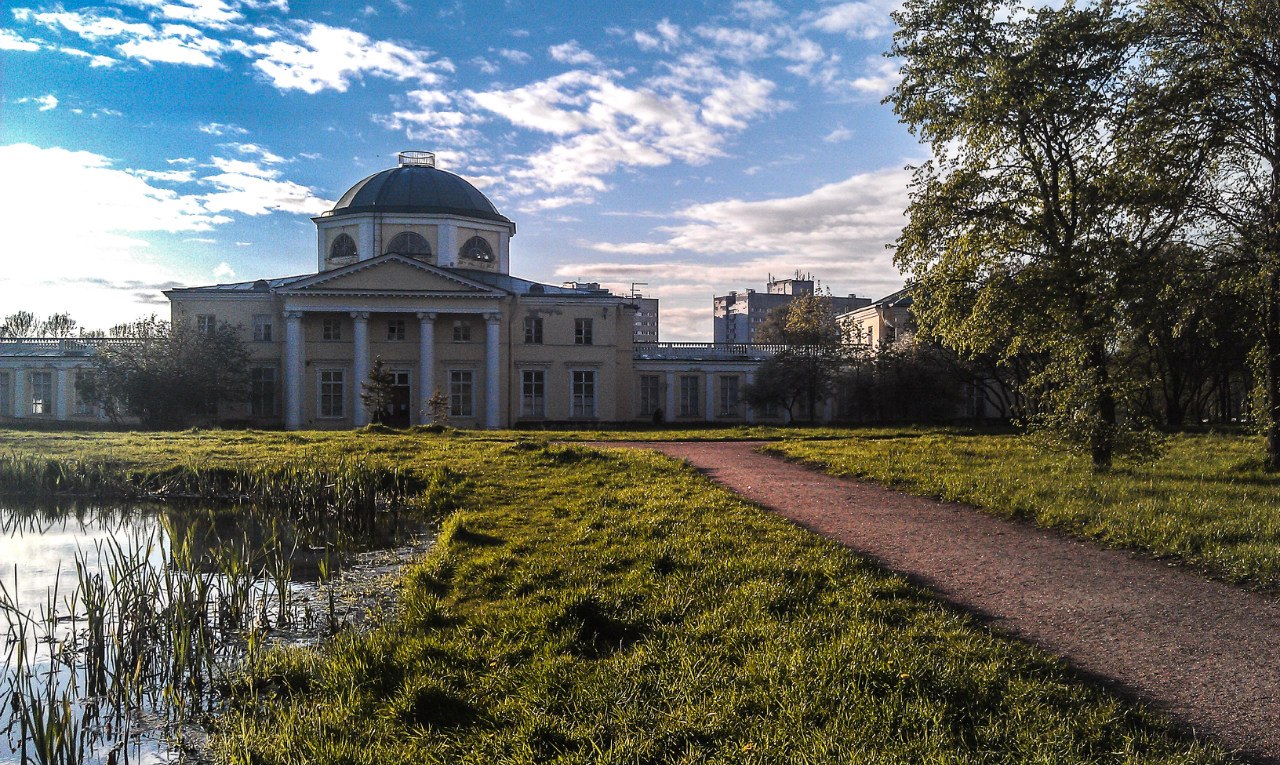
(0, 501), (427, 764)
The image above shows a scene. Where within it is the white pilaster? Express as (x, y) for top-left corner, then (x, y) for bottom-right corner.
(484, 313), (501, 429)
(12, 367), (25, 419)
(54, 368), (68, 421)
(439, 223), (458, 267)
(705, 373), (715, 422)
(351, 312), (370, 427)
(284, 311), (304, 430)
(744, 372), (756, 424)
(665, 371), (675, 423)
(358, 220), (375, 262)
(498, 231), (510, 274)
(416, 312), (436, 425)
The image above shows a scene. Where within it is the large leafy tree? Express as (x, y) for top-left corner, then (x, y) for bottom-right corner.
(890, 0), (1210, 468)
(1147, 0), (1280, 463)
(77, 316), (250, 429)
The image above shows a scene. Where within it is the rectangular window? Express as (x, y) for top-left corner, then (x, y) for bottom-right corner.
(639, 375), (661, 416)
(452, 320), (472, 342)
(0, 371), (11, 416)
(196, 314), (216, 335)
(252, 314), (273, 342)
(319, 369), (344, 417)
(250, 367), (278, 417)
(449, 370), (473, 417)
(322, 318), (343, 341)
(679, 375), (700, 417)
(523, 316), (543, 344)
(574, 318), (593, 345)
(571, 370), (596, 418)
(719, 376), (740, 416)
(521, 370), (545, 417)
(386, 318), (406, 341)
(30, 371), (52, 415)
(74, 372), (96, 416)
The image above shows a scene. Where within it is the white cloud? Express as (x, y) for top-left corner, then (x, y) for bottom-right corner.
(58, 46), (118, 66)
(850, 58), (902, 96)
(734, 0), (784, 20)
(824, 125), (854, 143)
(234, 22), (451, 93)
(810, 0), (901, 39)
(548, 40), (599, 66)
(0, 28), (40, 51)
(201, 154), (333, 215)
(212, 261), (236, 279)
(226, 142), (286, 163)
(131, 168), (197, 182)
(471, 56), (498, 74)
(17, 94), (59, 111)
(694, 25), (772, 63)
(120, 0), (244, 29)
(199, 121), (248, 136)
(30, 11), (225, 66)
(374, 89), (484, 146)
(498, 48), (530, 64)
(567, 166), (913, 338)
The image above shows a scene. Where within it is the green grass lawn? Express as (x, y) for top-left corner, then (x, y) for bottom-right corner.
(0, 428), (1233, 764)
(766, 431), (1280, 591)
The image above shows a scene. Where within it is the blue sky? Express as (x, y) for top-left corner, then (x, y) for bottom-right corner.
(1, 0), (916, 340)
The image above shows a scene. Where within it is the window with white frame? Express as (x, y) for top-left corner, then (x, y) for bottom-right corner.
(196, 314), (216, 335)
(452, 320), (471, 342)
(639, 375), (661, 416)
(574, 318), (593, 345)
(252, 314), (273, 342)
(571, 370), (595, 418)
(386, 318), (406, 341)
(251, 367), (278, 417)
(679, 375), (699, 417)
(449, 370), (473, 417)
(0, 371), (10, 416)
(30, 371), (53, 415)
(524, 316), (543, 344)
(319, 369), (345, 417)
(322, 318), (343, 341)
(521, 369), (545, 417)
(719, 376), (740, 416)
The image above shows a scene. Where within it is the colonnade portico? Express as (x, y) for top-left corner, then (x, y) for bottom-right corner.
(281, 306), (504, 430)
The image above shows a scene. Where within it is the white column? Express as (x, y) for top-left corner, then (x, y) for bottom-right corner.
(705, 373), (716, 422)
(351, 312), (370, 427)
(439, 223), (458, 267)
(284, 311), (304, 430)
(745, 372), (756, 424)
(665, 371), (676, 423)
(484, 313), (501, 429)
(416, 312), (436, 425)
(12, 367), (25, 419)
(54, 368), (68, 421)
(823, 397), (833, 422)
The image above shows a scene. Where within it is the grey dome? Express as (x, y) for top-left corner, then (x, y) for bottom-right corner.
(326, 164), (511, 226)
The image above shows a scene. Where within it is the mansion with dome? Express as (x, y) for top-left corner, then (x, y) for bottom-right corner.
(3, 151), (853, 429)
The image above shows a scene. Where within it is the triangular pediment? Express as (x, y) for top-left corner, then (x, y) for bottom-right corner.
(280, 255), (506, 296)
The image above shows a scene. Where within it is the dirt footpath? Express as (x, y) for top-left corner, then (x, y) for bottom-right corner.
(602, 441), (1280, 764)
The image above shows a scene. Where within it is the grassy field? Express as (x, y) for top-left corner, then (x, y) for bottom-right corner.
(766, 431), (1280, 591)
(0, 428), (1234, 764)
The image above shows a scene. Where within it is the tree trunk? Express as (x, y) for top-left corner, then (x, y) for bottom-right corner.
(1088, 336), (1116, 471)
(1265, 269), (1280, 469)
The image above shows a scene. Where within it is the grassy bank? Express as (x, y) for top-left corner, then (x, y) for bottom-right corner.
(0, 430), (1236, 762)
(766, 431), (1280, 590)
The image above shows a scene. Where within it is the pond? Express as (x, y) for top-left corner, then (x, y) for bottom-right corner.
(0, 501), (431, 764)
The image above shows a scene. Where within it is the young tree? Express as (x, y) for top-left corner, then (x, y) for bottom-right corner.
(1148, 0), (1280, 463)
(890, 0), (1210, 468)
(77, 316), (250, 428)
(361, 356), (397, 425)
(0, 311), (37, 338)
(39, 313), (77, 337)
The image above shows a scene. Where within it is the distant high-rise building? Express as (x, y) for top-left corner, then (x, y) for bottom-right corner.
(713, 275), (870, 343)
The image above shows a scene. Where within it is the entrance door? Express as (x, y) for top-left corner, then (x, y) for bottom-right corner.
(388, 370), (411, 428)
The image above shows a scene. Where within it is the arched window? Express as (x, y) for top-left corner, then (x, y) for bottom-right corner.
(459, 235), (494, 263)
(386, 231), (432, 259)
(329, 233), (357, 260)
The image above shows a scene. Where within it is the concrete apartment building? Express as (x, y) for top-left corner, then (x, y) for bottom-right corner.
(713, 276), (871, 344)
